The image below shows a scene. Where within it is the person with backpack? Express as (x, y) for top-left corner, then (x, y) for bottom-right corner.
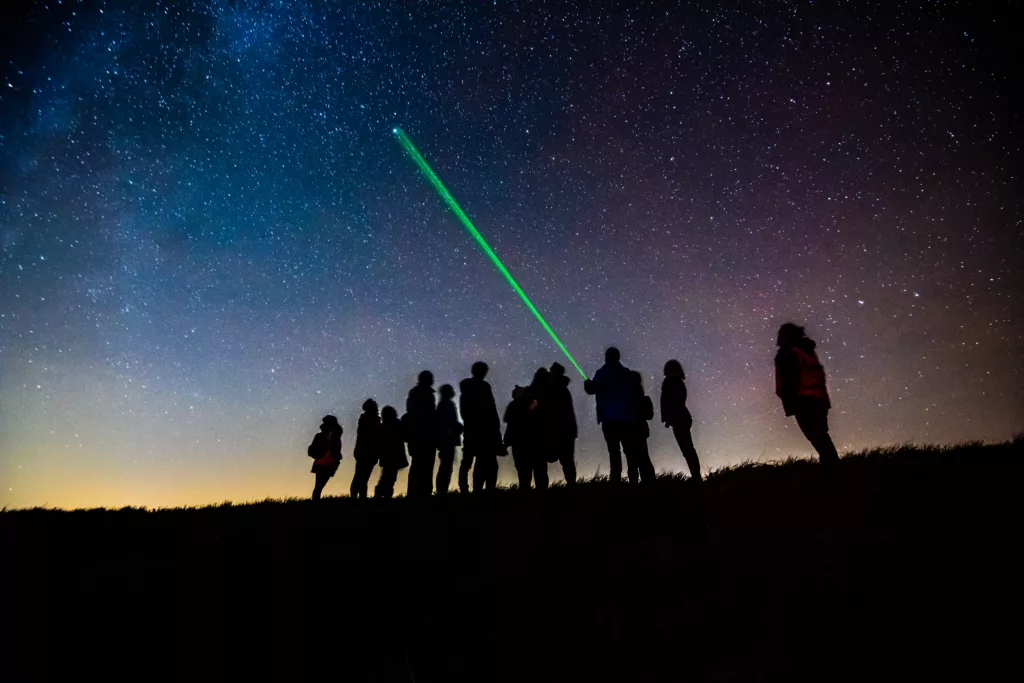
(307, 414), (342, 500)
(405, 370), (438, 497)
(375, 406), (408, 499)
(458, 361), (504, 493)
(547, 362), (578, 486)
(583, 347), (638, 484)
(775, 323), (840, 465)
(434, 384), (464, 495)
(629, 370), (658, 484)
(660, 359), (702, 483)
(350, 399), (381, 499)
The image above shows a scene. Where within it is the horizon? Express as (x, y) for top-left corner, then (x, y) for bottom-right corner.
(2, 1), (1021, 509)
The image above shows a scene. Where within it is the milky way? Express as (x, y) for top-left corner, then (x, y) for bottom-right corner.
(1, 1), (1020, 508)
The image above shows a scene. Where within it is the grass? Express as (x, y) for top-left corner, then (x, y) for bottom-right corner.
(2, 440), (1021, 681)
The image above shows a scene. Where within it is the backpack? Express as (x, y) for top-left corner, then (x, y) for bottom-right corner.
(641, 395), (654, 422)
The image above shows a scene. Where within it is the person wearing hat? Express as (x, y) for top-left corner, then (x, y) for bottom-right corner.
(308, 414), (343, 500)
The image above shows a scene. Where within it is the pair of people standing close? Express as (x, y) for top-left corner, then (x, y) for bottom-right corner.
(584, 348), (699, 484)
(502, 362), (579, 491)
(349, 399), (413, 499)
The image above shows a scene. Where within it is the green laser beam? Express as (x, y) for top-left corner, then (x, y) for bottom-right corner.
(393, 127), (588, 379)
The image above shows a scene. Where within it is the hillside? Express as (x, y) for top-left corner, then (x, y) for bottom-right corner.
(2, 441), (1021, 681)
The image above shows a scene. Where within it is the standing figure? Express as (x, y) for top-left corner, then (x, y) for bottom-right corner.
(547, 362), (579, 486)
(502, 385), (537, 490)
(583, 347), (638, 483)
(405, 370), (438, 497)
(375, 406), (408, 499)
(660, 360), (702, 482)
(629, 371), (658, 484)
(435, 384), (464, 495)
(307, 415), (342, 500)
(350, 399), (381, 499)
(775, 323), (840, 465)
(504, 371), (549, 491)
(458, 361), (504, 493)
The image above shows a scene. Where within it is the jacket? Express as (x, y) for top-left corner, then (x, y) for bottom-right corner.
(775, 338), (831, 415)
(583, 361), (636, 424)
(353, 412), (381, 463)
(436, 398), (464, 449)
(458, 377), (503, 455)
(660, 377), (693, 428)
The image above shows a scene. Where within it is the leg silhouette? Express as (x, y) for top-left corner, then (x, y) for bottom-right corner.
(436, 445), (456, 494)
(458, 450), (475, 493)
(312, 472), (330, 500)
(672, 424), (703, 482)
(601, 422), (625, 483)
(375, 466), (397, 499)
(795, 404), (840, 466)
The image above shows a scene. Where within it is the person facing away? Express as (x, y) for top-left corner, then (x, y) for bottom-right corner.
(503, 383), (541, 490)
(583, 347), (638, 483)
(506, 369), (550, 491)
(374, 406), (409, 499)
(547, 362), (579, 486)
(660, 359), (702, 483)
(350, 399), (381, 499)
(458, 361), (504, 493)
(628, 371), (658, 485)
(405, 370), (438, 497)
(434, 384), (464, 495)
(775, 323), (840, 465)
(307, 415), (342, 500)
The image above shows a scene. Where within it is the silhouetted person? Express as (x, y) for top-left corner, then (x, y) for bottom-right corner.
(629, 371), (658, 484)
(504, 383), (546, 490)
(308, 415), (342, 500)
(661, 359), (702, 482)
(548, 362), (578, 486)
(775, 323), (840, 465)
(435, 384), (463, 495)
(458, 361), (504, 492)
(350, 399), (380, 499)
(583, 347), (638, 483)
(405, 370), (438, 497)
(375, 406), (408, 499)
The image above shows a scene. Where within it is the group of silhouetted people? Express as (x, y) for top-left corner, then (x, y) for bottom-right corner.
(306, 323), (840, 499)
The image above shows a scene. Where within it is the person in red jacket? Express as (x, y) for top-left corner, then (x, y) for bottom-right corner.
(774, 323), (840, 465)
(308, 415), (342, 500)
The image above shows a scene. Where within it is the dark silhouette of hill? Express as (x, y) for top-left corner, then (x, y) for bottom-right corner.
(2, 441), (1021, 681)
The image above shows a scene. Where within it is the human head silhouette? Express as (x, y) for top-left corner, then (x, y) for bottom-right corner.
(605, 347), (620, 363)
(417, 370), (434, 387)
(550, 362), (566, 377)
(381, 405), (398, 422)
(471, 361), (489, 379)
(439, 383), (455, 400)
(777, 323), (806, 347)
(531, 367), (549, 387)
(320, 415), (340, 432)
(362, 398), (378, 413)
(664, 359), (685, 380)
(631, 369), (644, 389)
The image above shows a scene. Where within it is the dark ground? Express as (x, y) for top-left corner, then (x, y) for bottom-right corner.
(2, 441), (1022, 681)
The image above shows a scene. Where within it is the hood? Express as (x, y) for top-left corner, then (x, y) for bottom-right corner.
(796, 337), (817, 353)
(559, 375), (570, 388)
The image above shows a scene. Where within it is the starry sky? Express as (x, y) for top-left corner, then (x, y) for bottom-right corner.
(1, 0), (1020, 509)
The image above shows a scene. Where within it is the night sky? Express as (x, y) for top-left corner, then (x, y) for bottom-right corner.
(1, 1), (1020, 509)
